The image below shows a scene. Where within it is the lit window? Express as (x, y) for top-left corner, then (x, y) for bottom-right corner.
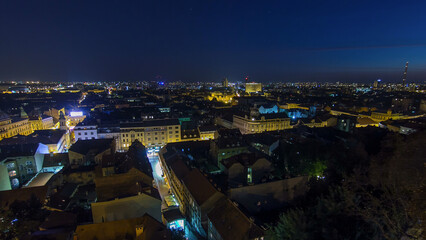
(247, 167), (252, 184)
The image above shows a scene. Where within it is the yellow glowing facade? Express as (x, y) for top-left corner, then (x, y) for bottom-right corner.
(119, 119), (181, 150)
(233, 115), (291, 134)
(0, 118), (32, 141)
(245, 83), (262, 93)
(206, 92), (235, 103)
(279, 103), (309, 110)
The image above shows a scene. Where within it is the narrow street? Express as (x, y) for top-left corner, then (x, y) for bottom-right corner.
(147, 152), (170, 211)
(147, 151), (198, 240)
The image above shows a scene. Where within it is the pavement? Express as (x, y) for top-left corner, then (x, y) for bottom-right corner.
(147, 152), (199, 240)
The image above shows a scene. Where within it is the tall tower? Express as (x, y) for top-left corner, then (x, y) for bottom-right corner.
(59, 112), (67, 130)
(222, 77), (228, 87)
(402, 61), (408, 87)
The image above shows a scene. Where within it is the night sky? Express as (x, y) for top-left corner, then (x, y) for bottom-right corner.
(1, 0), (425, 83)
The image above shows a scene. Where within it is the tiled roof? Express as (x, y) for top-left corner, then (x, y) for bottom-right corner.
(208, 198), (264, 240)
(69, 138), (113, 155)
(182, 169), (219, 206)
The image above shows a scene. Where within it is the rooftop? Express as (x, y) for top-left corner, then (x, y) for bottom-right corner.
(74, 214), (170, 240)
(207, 198), (264, 240)
(120, 118), (180, 128)
(182, 169), (219, 206)
(69, 138), (113, 155)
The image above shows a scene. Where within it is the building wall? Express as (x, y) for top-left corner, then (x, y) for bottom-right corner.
(229, 176), (309, 214)
(245, 83), (262, 93)
(200, 131), (215, 140)
(227, 163), (245, 185)
(0, 164), (12, 191)
(74, 125), (98, 141)
(120, 124), (181, 151)
(68, 151), (85, 165)
(251, 158), (272, 183)
(1, 155), (37, 188)
(233, 115), (291, 134)
(208, 220), (223, 240)
(64, 169), (95, 184)
(0, 118), (33, 141)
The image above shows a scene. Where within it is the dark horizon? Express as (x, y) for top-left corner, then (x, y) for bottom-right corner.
(1, 1), (426, 83)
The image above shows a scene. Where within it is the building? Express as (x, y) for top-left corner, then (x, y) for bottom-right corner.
(233, 114), (291, 134)
(91, 193), (162, 223)
(181, 129), (201, 142)
(221, 152), (273, 187)
(206, 92), (235, 103)
(209, 129), (249, 168)
(0, 129), (69, 153)
(181, 169), (226, 237)
(199, 125), (217, 140)
(28, 115), (54, 131)
(0, 143), (45, 189)
(73, 214), (171, 240)
(0, 111), (32, 141)
(207, 198), (264, 240)
(370, 110), (403, 121)
(245, 82), (262, 93)
(222, 77), (228, 87)
(120, 119), (181, 150)
(74, 122), (98, 141)
(336, 115), (357, 133)
(43, 107), (65, 122)
(92, 167), (160, 223)
(68, 139), (115, 166)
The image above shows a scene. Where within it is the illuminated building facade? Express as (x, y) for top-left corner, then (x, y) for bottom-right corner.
(206, 92), (235, 103)
(120, 119), (181, 150)
(233, 115), (291, 134)
(0, 113), (33, 141)
(29, 116), (54, 131)
(0, 143), (45, 189)
(245, 82), (262, 93)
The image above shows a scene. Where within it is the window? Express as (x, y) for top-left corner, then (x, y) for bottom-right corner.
(91, 132), (94, 135)
(6, 163), (15, 169)
(84, 132), (87, 135)
(78, 132), (81, 135)
(247, 167), (253, 184)
(175, 126), (179, 129)
(169, 131), (172, 134)
(27, 168), (34, 174)
(175, 131), (179, 133)
(26, 161), (32, 166)
(175, 135), (179, 138)
(9, 170), (17, 177)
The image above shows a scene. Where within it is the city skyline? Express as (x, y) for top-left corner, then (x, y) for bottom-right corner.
(1, 1), (426, 83)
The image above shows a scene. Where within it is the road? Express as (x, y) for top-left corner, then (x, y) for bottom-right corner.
(147, 152), (198, 240)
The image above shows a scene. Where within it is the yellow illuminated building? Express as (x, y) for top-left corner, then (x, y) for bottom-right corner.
(233, 115), (291, 134)
(0, 114), (32, 141)
(119, 119), (181, 150)
(245, 82), (262, 93)
(206, 92), (235, 103)
(279, 103), (309, 110)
